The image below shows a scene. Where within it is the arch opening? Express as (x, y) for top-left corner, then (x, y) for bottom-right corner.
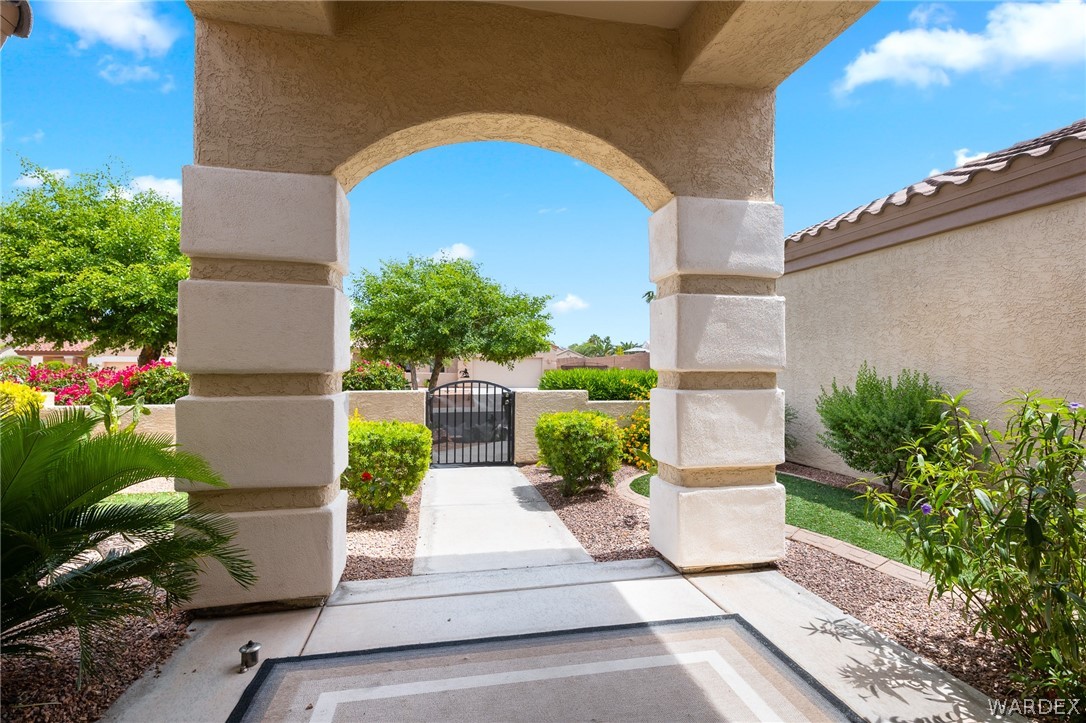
(334, 112), (675, 212)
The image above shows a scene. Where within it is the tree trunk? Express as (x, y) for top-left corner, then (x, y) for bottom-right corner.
(137, 345), (162, 367)
(409, 365), (419, 390)
(427, 357), (444, 391)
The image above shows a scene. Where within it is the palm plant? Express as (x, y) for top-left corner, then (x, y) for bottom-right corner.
(1, 407), (256, 684)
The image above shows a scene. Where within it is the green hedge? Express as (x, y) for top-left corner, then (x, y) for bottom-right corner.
(537, 368), (656, 400)
(535, 410), (621, 496)
(342, 416), (432, 513)
(127, 364), (190, 404)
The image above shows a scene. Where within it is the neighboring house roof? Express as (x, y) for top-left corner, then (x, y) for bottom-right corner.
(13, 341), (95, 354)
(551, 343), (585, 358)
(786, 118), (1086, 247)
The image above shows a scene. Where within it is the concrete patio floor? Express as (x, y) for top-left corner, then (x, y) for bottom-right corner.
(104, 467), (1020, 723)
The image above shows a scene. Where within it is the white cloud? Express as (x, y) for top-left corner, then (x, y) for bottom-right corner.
(159, 74), (176, 93)
(837, 0), (1086, 95)
(538, 207), (568, 215)
(929, 168), (942, 177)
(431, 243), (476, 261)
(98, 56), (159, 84)
(909, 3), (954, 27)
(20, 129), (45, 143)
(128, 175), (182, 203)
(550, 294), (589, 314)
(13, 168), (71, 188)
(953, 148), (989, 166)
(48, 0), (179, 57)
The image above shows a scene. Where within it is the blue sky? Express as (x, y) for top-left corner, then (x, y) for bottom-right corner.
(2, 1), (1083, 347)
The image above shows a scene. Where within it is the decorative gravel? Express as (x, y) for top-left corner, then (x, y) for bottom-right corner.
(341, 489), (422, 581)
(519, 464), (659, 562)
(777, 539), (1043, 719)
(0, 603), (191, 723)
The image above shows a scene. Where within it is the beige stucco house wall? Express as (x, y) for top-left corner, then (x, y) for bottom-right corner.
(780, 122), (1086, 476)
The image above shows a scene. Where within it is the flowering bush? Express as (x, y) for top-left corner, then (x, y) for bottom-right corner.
(342, 359), (409, 391)
(0, 382), (45, 417)
(0, 361), (185, 405)
(342, 413), (431, 513)
(859, 392), (1086, 698)
(618, 405), (652, 470)
(53, 366), (140, 406)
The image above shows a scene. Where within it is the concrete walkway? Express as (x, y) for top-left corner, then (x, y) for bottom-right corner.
(105, 466), (1021, 723)
(413, 467), (592, 575)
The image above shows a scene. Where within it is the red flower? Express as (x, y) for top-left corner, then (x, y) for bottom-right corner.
(361, 472), (373, 481)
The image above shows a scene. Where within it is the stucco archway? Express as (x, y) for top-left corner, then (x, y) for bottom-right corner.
(176, 0), (871, 609)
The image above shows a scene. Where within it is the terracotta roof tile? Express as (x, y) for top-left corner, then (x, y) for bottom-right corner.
(786, 118), (1086, 245)
(12, 341), (95, 353)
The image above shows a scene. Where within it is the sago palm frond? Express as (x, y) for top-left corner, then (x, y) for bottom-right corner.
(0, 407), (256, 685)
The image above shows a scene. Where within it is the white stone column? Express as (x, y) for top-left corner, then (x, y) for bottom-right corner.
(648, 197), (787, 570)
(176, 165), (351, 609)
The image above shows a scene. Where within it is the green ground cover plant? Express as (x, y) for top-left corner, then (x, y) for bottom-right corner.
(816, 362), (943, 491)
(536, 410), (622, 496)
(99, 491), (188, 507)
(860, 393), (1086, 698)
(342, 414), (431, 513)
(537, 368), (656, 400)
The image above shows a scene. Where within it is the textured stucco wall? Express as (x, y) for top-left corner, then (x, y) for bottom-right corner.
(779, 199), (1086, 476)
(193, 1), (774, 209)
(347, 390), (427, 425)
(514, 390), (645, 463)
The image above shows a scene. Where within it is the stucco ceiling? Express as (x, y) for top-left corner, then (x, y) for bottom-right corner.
(495, 1), (698, 29)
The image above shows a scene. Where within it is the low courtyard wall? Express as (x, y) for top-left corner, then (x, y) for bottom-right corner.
(41, 390), (645, 465)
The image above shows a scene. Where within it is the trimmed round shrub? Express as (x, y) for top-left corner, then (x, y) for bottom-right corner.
(0, 381), (45, 417)
(535, 410), (622, 496)
(537, 368), (656, 400)
(42, 360), (72, 371)
(342, 415), (431, 513)
(342, 359), (410, 391)
(126, 362), (190, 404)
(0, 356), (31, 369)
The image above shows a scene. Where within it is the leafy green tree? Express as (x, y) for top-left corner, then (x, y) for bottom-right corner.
(0, 162), (186, 366)
(568, 334), (617, 357)
(0, 407), (255, 683)
(350, 257), (553, 390)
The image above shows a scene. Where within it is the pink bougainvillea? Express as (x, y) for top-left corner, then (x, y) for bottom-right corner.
(1, 360), (177, 405)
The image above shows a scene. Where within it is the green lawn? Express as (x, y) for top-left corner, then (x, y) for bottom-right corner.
(630, 473), (651, 497)
(629, 471), (912, 565)
(100, 491), (188, 506)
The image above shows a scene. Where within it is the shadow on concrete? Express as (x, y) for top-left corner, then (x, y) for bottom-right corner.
(801, 616), (1004, 722)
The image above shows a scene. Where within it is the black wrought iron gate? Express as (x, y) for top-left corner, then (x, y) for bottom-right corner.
(426, 381), (515, 466)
